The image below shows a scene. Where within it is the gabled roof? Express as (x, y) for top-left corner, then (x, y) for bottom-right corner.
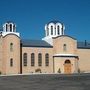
(21, 39), (53, 48)
(77, 41), (90, 49)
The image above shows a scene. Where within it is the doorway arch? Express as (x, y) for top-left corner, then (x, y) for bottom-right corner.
(64, 60), (71, 74)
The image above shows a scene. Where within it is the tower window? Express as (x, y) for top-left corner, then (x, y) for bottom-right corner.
(38, 53), (42, 66)
(57, 26), (60, 35)
(10, 58), (13, 67)
(10, 43), (13, 52)
(51, 26), (53, 35)
(6, 24), (8, 32)
(57, 25), (59, 30)
(31, 53), (35, 66)
(45, 53), (49, 66)
(63, 44), (67, 51)
(23, 53), (27, 66)
(13, 25), (16, 32)
(58, 29), (60, 35)
(10, 24), (12, 32)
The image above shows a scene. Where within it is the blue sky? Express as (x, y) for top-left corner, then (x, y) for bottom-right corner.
(0, 0), (90, 41)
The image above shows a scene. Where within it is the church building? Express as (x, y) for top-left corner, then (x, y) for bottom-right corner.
(0, 20), (90, 75)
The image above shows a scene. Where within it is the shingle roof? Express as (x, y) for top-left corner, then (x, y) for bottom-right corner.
(21, 39), (53, 48)
(77, 42), (90, 49)
(21, 39), (90, 49)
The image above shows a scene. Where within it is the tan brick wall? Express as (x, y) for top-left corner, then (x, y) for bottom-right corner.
(53, 36), (78, 73)
(54, 57), (78, 73)
(22, 47), (53, 74)
(53, 36), (77, 55)
(77, 49), (90, 73)
(0, 36), (3, 73)
(2, 34), (20, 74)
(1, 34), (90, 75)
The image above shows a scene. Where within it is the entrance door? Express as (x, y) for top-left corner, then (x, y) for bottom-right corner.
(64, 60), (71, 74)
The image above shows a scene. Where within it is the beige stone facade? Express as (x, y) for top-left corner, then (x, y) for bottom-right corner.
(22, 47), (53, 74)
(0, 21), (90, 75)
(2, 34), (20, 74)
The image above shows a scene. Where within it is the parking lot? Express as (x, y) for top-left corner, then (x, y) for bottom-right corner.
(0, 73), (90, 90)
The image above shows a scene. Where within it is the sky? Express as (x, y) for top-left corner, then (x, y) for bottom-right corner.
(0, 0), (90, 41)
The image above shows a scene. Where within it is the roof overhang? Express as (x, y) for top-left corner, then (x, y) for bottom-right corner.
(53, 54), (78, 58)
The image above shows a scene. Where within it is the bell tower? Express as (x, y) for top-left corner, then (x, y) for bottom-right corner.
(2, 21), (20, 37)
(42, 20), (65, 45)
(2, 21), (20, 74)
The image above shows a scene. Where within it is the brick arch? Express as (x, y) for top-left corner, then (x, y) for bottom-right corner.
(64, 60), (71, 64)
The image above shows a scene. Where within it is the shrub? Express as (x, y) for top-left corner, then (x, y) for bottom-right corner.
(58, 68), (61, 73)
(78, 68), (80, 73)
(35, 68), (41, 73)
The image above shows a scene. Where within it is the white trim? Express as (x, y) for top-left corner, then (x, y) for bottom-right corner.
(42, 37), (53, 45)
(2, 32), (20, 37)
(54, 53), (78, 57)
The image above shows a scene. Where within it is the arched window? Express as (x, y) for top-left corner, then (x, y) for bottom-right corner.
(10, 24), (12, 32)
(10, 43), (13, 52)
(63, 44), (67, 51)
(10, 58), (13, 67)
(45, 53), (49, 66)
(38, 53), (42, 66)
(57, 25), (59, 30)
(6, 24), (8, 32)
(13, 25), (15, 32)
(65, 60), (71, 64)
(31, 53), (35, 66)
(51, 26), (53, 35)
(23, 53), (27, 66)
(57, 26), (60, 35)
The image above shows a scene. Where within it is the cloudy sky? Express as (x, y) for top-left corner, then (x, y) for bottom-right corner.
(0, 0), (90, 41)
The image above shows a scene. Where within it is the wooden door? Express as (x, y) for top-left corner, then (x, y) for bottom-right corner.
(64, 64), (71, 74)
(64, 60), (71, 74)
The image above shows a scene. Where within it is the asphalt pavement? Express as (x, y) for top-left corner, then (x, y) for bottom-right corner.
(0, 73), (90, 90)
